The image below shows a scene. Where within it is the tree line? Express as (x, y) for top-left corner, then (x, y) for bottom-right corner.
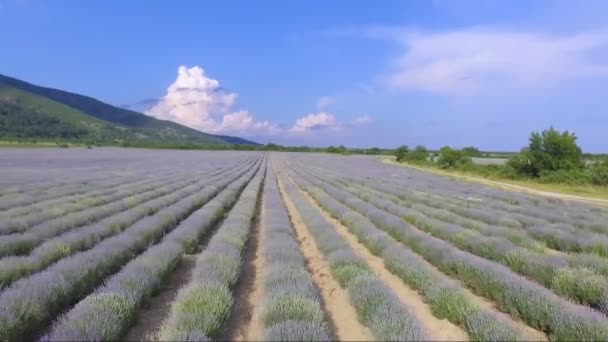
(393, 127), (608, 186)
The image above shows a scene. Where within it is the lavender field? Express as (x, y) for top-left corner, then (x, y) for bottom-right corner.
(1, 148), (608, 341)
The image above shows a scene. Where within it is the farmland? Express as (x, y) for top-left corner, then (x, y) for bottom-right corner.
(1, 148), (608, 341)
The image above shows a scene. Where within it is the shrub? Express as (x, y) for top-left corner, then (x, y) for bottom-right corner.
(437, 146), (472, 169)
(402, 145), (429, 162)
(538, 169), (592, 185)
(462, 146), (483, 158)
(394, 145), (409, 162)
(509, 127), (585, 177)
(590, 161), (608, 186)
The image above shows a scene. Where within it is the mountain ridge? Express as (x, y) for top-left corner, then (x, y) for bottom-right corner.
(0, 73), (258, 146)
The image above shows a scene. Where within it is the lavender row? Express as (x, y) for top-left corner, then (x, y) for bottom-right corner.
(1, 172), (150, 219)
(0, 150), (256, 210)
(256, 165), (332, 341)
(0, 156), (264, 341)
(286, 170), (529, 341)
(0, 171), (190, 235)
(43, 161), (262, 341)
(0, 159), (257, 289)
(287, 154), (607, 236)
(159, 162), (265, 340)
(0, 175), (202, 256)
(346, 162), (608, 241)
(290, 167), (608, 340)
(317, 163), (608, 258)
(278, 171), (428, 341)
(0, 172), (140, 210)
(0, 157), (256, 253)
(329, 174), (548, 252)
(309, 169), (608, 311)
(20, 151), (256, 215)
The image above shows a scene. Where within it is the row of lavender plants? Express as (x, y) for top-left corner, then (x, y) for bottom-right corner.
(287, 165), (608, 341)
(307, 160), (608, 257)
(1, 172), (149, 218)
(255, 165), (332, 341)
(0, 157), (259, 250)
(295, 154), (607, 236)
(0, 156), (264, 341)
(0, 172), (137, 210)
(159, 162), (265, 340)
(313, 171), (608, 311)
(326, 174), (547, 252)
(303, 162), (608, 273)
(19, 153), (252, 221)
(0, 158), (258, 289)
(283, 166), (533, 340)
(42, 161), (263, 341)
(328, 169), (608, 274)
(0, 171), (190, 235)
(340, 162), (608, 252)
(0, 174), (205, 257)
(278, 171), (428, 340)
(0, 152), (255, 211)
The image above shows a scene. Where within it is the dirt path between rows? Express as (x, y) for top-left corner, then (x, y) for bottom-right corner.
(237, 193), (267, 341)
(287, 176), (469, 341)
(314, 172), (549, 340)
(124, 254), (197, 341)
(380, 158), (608, 207)
(220, 175), (265, 341)
(277, 176), (375, 341)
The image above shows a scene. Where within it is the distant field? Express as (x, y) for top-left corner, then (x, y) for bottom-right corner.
(472, 157), (508, 165)
(1, 149), (608, 341)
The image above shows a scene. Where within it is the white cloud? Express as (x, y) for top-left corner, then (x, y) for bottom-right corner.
(146, 66), (370, 139)
(290, 112), (339, 133)
(316, 96), (336, 110)
(386, 28), (608, 95)
(146, 66), (276, 135)
(352, 115), (372, 125)
(215, 110), (281, 135)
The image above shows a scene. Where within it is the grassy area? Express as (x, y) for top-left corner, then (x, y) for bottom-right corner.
(378, 156), (608, 203)
(0, 141), (64, 148)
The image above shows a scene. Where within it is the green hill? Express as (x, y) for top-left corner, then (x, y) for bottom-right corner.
(0, 74), (258, 146)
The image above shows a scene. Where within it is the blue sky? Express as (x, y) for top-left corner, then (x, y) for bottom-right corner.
(1, 0), (607, 151)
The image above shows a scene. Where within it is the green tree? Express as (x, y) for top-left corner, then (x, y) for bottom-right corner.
(366, 147), (381, 155)
(395, 145), (409, 162)
(509, 127), (584, 177)
(437, 146), (472, 169)
(462, 146), (483, 158)
(406, 145), (429, 162)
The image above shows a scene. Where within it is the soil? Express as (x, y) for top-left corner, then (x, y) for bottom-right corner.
(311, 167), (549, 341)
(219, 175), (264, 341)
(288, 175), (469, 341)
(238, 192), (267, 342)
(278, 175), (375, 341)
(124, 254), (197, 341)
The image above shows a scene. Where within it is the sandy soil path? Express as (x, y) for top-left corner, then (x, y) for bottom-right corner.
(125, 255), (197, 341)
(278, 175), (375, 341)
(286, 175), (469, 341)
(238, 194), (266, 341)
(296, 172), (548, 341)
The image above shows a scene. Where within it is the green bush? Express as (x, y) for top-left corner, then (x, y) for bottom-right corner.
(590, 161), (608, 186)
(538, 169), (592, 185)
(509, 127), (584, 177)
(404, 145), (429, 162)
(461, 146), (483, 158)
(437, 146), (472, 169)
(394, 145), (409, 162)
